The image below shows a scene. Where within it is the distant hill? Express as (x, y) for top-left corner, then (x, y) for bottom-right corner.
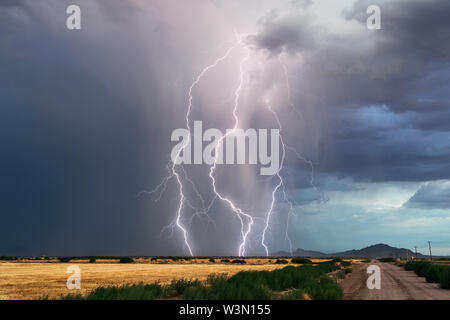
(271, 243), (425, 259)
(272, 248), (326, 258)
(331, 244), (424, 259)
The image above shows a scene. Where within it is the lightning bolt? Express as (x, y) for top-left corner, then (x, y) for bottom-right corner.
(278, 57), (324, 203)
(170, 37), (247, 256)
(279, 56), (304, 122)
(281, 182), (295, 255)
(260, 56), (325, 257)
(261, 102), (286, 257)
(143, 34), (324, 257)
(208, 45), (254, 257)
(141, 34), (250, 256)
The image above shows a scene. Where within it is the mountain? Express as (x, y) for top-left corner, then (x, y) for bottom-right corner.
(271, 243), (425, 258)
(331, 244), (424, 259)
(272, 248), (326, 258)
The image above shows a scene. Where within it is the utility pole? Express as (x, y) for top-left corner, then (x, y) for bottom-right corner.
(427, 241), (433, 261)
(414, 246), (418, 258)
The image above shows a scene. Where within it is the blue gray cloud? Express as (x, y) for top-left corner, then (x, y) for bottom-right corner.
(1, 0), (450, 255)
(404, 181), (450, 209)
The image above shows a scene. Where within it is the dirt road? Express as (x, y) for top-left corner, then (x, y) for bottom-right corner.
(341, 261), (450, 300)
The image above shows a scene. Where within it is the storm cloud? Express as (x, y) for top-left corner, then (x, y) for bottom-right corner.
(250, 0), (450, 183)
(1, 0), (449, 256)
(404, 181), (450, 210)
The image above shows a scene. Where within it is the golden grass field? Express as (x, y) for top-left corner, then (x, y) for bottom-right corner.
(0, 258), (334, 300)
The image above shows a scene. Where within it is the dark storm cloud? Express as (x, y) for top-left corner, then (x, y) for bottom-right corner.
(404, 181), (450, 209)
(0, 35), (149, 255)
(2, 0), (450, 256)
(318, 105), (450, 182)
(252, 0), (450, 183)
(248, 2), (317, 55)
(344, 0), (450, 62)
(0, 1), (181, 256)
(0, 0), (29, 32)
(0, 0), (267, 256)
(252, 0), (450, 112)
(342, 0), (450, 114)
(0, 0), (27, 7)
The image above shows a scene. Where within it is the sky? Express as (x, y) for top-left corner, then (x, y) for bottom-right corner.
(1, 0), (449, 256)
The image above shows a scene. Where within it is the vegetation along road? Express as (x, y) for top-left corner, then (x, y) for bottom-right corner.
(341, 260), (450, 300)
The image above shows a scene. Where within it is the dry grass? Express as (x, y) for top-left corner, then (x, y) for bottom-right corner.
(0, 261), (282, 299)
(0, 258), (359, 300)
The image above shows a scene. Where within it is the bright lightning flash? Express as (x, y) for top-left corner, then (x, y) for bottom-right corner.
(141, 34), (322, 257)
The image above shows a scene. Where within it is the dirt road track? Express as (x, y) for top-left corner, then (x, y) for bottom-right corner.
(341, 261), (450, 300)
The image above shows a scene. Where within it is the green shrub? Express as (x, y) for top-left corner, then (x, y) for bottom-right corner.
(62, 264), (343, 300)
(275, 259), (288, 264)
(417, 262), (432, 277)
(119, 257), (134, 263)
(404, 260), (415, 271)
(425, 265), (444, 283)
(440, 268), (450, 289)
(209, 258), (215, 263)
(404, 260), (450, 290)
(320, 258), (341, 265)
(204, 275), (272, 300)
(165, 279), (201, 297)
(291, 258), (312, 264)
(344, 268), (352, 274)
(405, 260), (430, 275)
(66, 283), (164, 300)
(281, 289), (306, 300)
(59, 257), (71, 263)
(182, 284), (213, 299)
(341, 261), (352, 267)
(223, 264), (339, 295)
(220, 259), (230, 263)
(231, 259), (246, 264)
(310, 277), (343, 299)
(89, 258), (96, 263)
(0, 256), (17, 261)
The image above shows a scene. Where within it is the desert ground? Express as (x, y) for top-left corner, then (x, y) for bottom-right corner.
(3, 258), (449, 300)
(0, 258), (311, 300)
(341, 260), (450, 300)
